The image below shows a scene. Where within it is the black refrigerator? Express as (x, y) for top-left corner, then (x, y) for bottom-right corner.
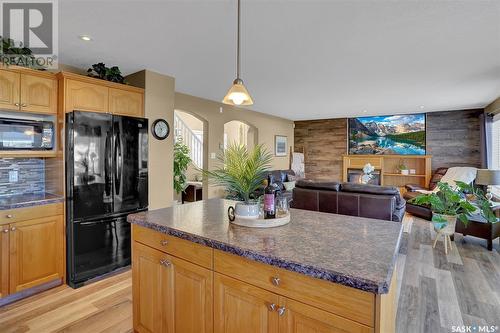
(66, 111), (148, 288)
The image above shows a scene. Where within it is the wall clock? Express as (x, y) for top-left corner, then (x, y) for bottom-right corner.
(151, 119), (170, 140)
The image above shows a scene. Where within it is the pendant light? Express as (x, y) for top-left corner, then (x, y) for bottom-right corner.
(222, 0), (254, 106)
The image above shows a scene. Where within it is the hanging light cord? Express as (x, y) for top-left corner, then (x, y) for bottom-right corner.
(236, 0), (241, 80)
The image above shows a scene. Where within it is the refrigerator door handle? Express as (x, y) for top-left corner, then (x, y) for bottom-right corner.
(114, 130), (122, 197)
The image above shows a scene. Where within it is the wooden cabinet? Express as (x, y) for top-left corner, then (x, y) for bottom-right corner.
(0, 68), (57, 114)
(0, 225), (9, 298)
(0, 203), (64, 300)
(109, 88), (143, 117)
(59, 72), (144, 117)
(279, 297), (372, 333)
(214, 273), (278, 333)
(9, 215), (64, 294)
(132, 225), (396, 333)
(20, 74), (57, 114)
(65, 79), (109, 113)
(133, 242), (213, 333)
(0, 69), (21, 111)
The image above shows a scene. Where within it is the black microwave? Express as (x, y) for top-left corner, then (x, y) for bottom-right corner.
(0, 118), (54, 150)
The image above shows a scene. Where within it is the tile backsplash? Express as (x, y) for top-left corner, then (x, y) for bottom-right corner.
(0, 158), (45, 197)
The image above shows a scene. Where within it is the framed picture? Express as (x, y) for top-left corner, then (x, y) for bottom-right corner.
(275, 135), (287, 156)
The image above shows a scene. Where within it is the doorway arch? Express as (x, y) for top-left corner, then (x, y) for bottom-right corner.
(223, 120), (258, 150)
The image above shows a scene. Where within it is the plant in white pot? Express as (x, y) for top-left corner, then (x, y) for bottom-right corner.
(410, 181), (496, 225)
(201, 143), (272, 218)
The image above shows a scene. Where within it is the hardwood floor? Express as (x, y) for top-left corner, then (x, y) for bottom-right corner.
(0, 214), (498, 333)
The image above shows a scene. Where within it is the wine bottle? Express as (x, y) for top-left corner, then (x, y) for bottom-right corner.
(264, 183), (276, 219)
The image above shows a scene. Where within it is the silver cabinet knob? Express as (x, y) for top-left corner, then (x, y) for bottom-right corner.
(10, 226), (16, 231)
(277, 306), (286, 316)
(267, 303), (276, 312)
(160, 240), (168, 246)
(21, 103), (28, 107)
(159, 259), (171, 267)
(272, 276), (280, 286)
(6, 214), (13, 218)
(14, 103), (20, 107)
(2, 229), (8, 233)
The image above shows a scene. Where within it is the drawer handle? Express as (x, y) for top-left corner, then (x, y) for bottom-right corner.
(10, 226), (16, 231)
(271, 276), (280, 286)
(160, 240), (168, 246)
(6, 214), (13, 218)
(277, 306), (286, 316)
(159, 259), (171, 267)
(267, 303), (276, 312)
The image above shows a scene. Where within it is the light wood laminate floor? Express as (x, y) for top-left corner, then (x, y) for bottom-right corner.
(0, 214), (499, 333)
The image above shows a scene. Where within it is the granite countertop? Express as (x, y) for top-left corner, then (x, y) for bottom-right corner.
(0, 192), (65, 210)
(128, 198), (402, 294)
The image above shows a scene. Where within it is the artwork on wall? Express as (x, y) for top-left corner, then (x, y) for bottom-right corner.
(349, 113), (426, 155)
(275, 135), (288, 156)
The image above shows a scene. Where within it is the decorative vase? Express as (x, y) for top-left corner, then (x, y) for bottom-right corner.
(234, 201), (260, 219)
(432, 213), (457, 233)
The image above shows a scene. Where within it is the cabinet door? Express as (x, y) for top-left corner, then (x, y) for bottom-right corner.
(0, 70), (21, 111)
(9, 215), (64, 294)
(20, 74), (57, 114)
(132, 242), (213, 333)
(278, 297), (373, 333)
(133, 242), (169, 333)
(109, 88), (143, 117)
(65, 79), (109, 113)
(0, 225), (9, 298)
(214, 273), (279, 333)
(166, 254), (213, 333)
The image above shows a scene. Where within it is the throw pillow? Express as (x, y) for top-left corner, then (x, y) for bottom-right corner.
(288, 174), (299, 181)
(283, 181), (296, 191)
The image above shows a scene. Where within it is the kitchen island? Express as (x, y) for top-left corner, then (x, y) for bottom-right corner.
(128, 198), (402, 333)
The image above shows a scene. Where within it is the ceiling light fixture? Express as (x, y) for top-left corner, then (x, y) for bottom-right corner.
(79, 35), (92, 41)
(222, 0), (253, 106)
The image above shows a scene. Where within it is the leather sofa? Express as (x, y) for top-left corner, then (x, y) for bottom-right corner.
(254, 169), (296, 202)
(403, 167), (449, 220)
(292, 180), (406, 222)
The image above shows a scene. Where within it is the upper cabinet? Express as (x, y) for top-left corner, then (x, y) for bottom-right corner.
(109, 88), (143, 117)
(20, 74), (57, 114)
(0, 70), (21, 111)
(59, 72), (144, 117)
(0, 68), (57, 114)
(65, 79), (109, 113)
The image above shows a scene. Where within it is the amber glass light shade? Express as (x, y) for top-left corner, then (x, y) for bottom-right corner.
(222, 78), (254, 106)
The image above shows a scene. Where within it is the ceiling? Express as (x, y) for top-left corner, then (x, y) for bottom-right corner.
(59, 0), (500, 120)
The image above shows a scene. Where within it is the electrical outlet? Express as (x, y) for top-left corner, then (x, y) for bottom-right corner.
(9, 170), (18, 182)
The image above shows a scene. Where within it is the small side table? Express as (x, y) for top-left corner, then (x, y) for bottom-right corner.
(455, 203), (500, 251)
(182, 182), (203, 203)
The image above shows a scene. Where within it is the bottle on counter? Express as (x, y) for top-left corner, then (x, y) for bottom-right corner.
(264, 183), (277, 219)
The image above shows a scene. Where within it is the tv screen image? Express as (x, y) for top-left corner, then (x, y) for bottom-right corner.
(348, 113), (426, 155)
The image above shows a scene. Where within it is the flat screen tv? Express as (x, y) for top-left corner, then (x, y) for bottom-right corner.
(348, 113), (426, 155)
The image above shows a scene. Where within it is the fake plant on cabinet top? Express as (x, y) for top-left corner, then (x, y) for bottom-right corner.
(410, 181), (496, 225)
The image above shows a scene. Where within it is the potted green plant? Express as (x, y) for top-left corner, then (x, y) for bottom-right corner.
(397, 160), (409, 175)
(410, 181), (496, 226)
(201, 143), (272, 218)
(174, 140), (191, 196)
(87, 63), (125, 84)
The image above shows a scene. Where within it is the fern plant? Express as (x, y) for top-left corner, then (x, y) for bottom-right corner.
(173, 140), (191, 194)
(201, 143), (273, 202)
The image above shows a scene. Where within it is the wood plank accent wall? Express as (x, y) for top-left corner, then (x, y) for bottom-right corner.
(294, 118), (347, 180)
(426, 109), (482, 171)
(294, 109), (483, 180)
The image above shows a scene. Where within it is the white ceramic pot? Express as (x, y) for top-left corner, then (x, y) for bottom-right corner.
(235, 201), (260, 219)
(401, 169), (409, 175)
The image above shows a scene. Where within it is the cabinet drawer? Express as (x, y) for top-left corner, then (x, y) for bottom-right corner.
(132, 224), (213, 269)
(214, 250), (375, 327)
(0, 203), (63, 225)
